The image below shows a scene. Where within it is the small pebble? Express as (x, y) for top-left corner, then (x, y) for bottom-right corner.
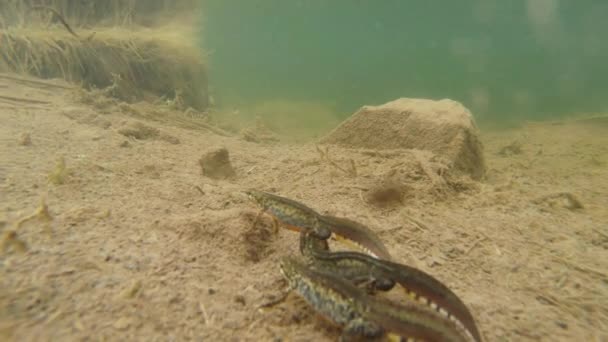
(113, 316), (133, 330)
(234, 295), (246, 306)
(19, 132), (32, 146)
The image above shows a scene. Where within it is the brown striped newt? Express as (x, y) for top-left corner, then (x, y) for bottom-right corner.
(280, 256), (472, 342)
(299, 232), (482, 342)
(245, 190), (391, 259)
(245, 189), (331, 239)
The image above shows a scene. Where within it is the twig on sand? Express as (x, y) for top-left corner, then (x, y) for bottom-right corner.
(14, 198), (53, 235)
(315, 145), (357, 177)
(414, 154), (446, 187)
(0, 95), (50, 105)
(402, 214), (430, 231)
(28, 6), (80, 39)
(593, 228), (608, 240)
(199, 302), (213, 326)
(0, 74), (73, 90)
(258, 291), (290, 311)
(532, 192), (583, 210)
(553, 255), (607, 279)
(249, 210), (262, 232)
(1, 230), (28, 253)
(465, 236), (489, 255)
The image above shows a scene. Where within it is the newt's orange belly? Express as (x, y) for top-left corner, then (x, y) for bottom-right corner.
(278, 221), (305, 232)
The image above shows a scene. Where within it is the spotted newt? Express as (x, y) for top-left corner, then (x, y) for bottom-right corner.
(280, 256), (472, 341)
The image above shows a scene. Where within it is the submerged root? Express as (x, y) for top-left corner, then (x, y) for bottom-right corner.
(48, 156), (68, 185)
(532, 192), (583, 210)
(1, 230), (28, 253)
(316, 145), (357, 177)
(14, 197), (53, 235)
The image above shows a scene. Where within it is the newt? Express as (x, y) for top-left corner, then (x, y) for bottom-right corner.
(299, 232), (482, 342)
(245, 189), (331, 239)
(245, 190), (391, 259)
(280, 256), (472, 342)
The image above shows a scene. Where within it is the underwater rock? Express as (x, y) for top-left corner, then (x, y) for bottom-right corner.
(199, 148), (236, 180)
(319, 98), (486, 180)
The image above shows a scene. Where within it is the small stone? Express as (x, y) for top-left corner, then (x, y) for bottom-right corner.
(199, 148), (236, 180)
(74, 320), (85, 331)
(118, 122), (159, 140)
(19, 132), (32, 146)
(113, 316), (133, 330)
(234, 295), (246, 306)
(160, 134), (180, 145)
(168, 295), (181, 304)
(118, 279), (142, 299)
(320, 98), (485, 179)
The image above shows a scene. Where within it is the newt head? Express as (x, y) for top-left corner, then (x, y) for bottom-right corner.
(244, 189), (266, 206)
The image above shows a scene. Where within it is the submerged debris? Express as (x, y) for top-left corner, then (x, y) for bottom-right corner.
(118, 279), (143, 300)
(18, 132), (32, 146)
(14, 198), (54, 234)
(1, 230), (28, 253)
(118, 122), (180, 144)
(48, 156), (68, 185)
(1, 198), (53, 253)
(366, 180), (407, 207)
(533, 192), (584, 210)
(199, 148), (236, 180)
(239, 117), (280, 143)
(316, 145), (357, 177)
(118, 122), (160, 140)
(497, 141), (523, 156)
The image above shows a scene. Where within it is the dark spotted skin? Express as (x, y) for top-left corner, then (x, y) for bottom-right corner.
(299, 232), (482, 342)
(280, 257), (472, 342)
(245, 190), (392, 259)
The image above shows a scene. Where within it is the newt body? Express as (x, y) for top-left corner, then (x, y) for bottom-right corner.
(245, 190), (331, 239)
(300, 232), (482, 342)
(280, 256), (471, 342)
(245, 190), (391, 259)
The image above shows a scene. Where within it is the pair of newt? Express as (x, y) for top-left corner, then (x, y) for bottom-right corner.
(246, 190), (481, 342)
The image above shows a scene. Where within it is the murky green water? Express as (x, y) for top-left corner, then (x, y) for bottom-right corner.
(202, 1), (607, 125)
